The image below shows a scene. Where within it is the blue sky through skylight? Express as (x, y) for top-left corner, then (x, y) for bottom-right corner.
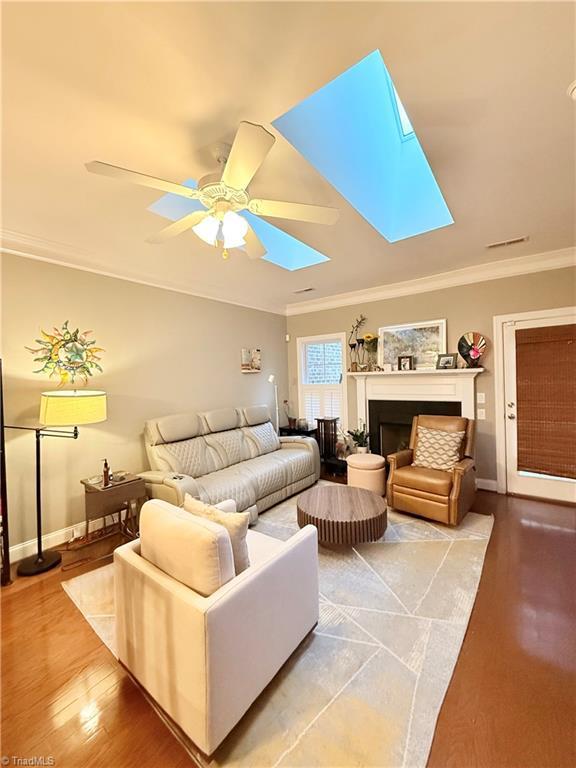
(244, 212), (330, 270)
(272, 50), (453, 242)
(148, 179), (204, 219)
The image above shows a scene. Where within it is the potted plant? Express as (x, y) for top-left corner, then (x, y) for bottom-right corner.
(347, 424), (370, 453)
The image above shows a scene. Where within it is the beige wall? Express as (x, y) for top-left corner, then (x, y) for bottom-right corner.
(287, 267), (576, 482)
(2, 254), (287, 546)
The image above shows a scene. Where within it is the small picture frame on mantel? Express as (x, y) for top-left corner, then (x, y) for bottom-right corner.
(435, 353), (458, 370)
(398, 355), (415, 372)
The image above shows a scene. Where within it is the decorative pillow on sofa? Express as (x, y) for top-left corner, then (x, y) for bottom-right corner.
(184, 494), (250, 574)
(140, 500), (235, 597)
(412, 426), (465, 471)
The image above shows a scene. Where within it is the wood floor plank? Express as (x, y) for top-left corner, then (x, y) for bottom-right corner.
(428, 493), (575, 768)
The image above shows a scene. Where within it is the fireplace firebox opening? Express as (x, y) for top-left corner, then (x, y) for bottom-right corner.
(368, 400), (462, 459)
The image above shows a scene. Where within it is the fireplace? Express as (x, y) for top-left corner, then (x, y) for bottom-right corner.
(368, 400), (461, 459)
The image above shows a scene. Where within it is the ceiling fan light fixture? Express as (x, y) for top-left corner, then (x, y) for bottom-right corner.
(221, 211), (249, 248)
(192, 214), (220, 246)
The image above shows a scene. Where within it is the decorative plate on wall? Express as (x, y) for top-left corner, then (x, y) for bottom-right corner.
(458, 332), (487, 367)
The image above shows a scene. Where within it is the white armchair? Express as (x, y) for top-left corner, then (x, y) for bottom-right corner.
(114, 499), (319, 756)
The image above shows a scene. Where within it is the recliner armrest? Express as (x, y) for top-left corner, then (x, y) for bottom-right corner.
(279, 436), (320, 479)
(386, 449), (413, 508)
(279, 435), (317, 450)
(449, 457), (477, 523)
(387, 449), (413, 469)
(452, 458), (475, 475)
(138, 470), (200, 505)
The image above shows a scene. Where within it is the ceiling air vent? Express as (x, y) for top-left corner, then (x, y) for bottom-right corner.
(486, 235), (529, 249)
(293, 287), (315, 294)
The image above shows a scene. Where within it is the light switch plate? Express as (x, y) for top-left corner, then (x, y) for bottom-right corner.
(477, 408), (486, 420)
(476, 392), (486, 404)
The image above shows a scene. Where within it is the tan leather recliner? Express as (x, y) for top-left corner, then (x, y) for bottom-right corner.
(386, 415), (476, 526)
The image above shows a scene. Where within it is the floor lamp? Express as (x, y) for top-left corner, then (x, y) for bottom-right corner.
(6, 389), (107, 576)
(267, 374), (279, 433)
(1, 358), (11, 586)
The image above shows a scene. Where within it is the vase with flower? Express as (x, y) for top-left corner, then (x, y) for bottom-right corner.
(363, 332), (379, 371)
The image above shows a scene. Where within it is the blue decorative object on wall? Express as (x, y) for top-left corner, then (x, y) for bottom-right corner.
(272, 50), (454, 243)
(148, 181), (330, 271)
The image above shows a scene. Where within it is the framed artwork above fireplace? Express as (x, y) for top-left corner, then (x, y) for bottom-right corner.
(378, 319), (446, 370)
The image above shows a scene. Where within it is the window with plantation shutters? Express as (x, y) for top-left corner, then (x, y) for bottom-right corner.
(297, 334), (347, 429)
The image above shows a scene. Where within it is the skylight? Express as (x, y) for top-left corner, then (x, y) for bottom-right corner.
(392, 84), (414, 138)
(272, 50), (453, 243)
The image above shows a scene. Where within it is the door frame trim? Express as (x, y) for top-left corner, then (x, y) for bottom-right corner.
(493, 306), (576, 494)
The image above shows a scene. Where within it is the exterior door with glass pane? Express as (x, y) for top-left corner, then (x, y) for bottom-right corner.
(297, 333), (347, 430)
(503, 312), (576, 502)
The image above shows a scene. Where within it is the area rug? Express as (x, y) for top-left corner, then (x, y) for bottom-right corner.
(62, 487), (493, 768)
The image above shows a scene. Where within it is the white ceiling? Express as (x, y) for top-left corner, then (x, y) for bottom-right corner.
(2, 2), (575, 314)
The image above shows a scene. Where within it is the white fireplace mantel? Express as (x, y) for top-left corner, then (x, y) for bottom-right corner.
(348, 368), (484, 425)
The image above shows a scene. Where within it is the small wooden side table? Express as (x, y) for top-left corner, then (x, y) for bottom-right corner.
(81, 474), (147, 540)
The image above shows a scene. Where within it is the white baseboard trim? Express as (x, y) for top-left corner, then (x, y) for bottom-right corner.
(477, 478), (499, 492)
(9, 516), (112, 562)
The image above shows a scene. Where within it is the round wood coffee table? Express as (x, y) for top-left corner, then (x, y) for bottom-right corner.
(297, 485), (387, 546)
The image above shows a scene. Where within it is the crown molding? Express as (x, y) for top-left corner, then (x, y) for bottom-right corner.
(2, 228), (574, 319)
(0, 229), (285, 316)
(285, 247), (576, 316)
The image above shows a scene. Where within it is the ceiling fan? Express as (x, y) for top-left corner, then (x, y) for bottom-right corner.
(86, 121), (339, 261)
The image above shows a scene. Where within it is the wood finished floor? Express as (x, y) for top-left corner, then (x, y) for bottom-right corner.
(1, 491), (574, 768)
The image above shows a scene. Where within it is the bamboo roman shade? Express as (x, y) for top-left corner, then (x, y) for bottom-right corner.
(515, 324), (576, 479)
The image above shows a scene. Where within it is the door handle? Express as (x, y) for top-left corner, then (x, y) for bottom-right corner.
(507, 414), (516, 420)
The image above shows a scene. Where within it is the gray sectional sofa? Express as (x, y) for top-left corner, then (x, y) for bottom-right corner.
(139, 405), (320, 522)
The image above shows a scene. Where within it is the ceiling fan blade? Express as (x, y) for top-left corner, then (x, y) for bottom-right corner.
(248, 198), (339, 225)
(243, 224), (267, 260)
(146, 210), (208, 244)
(86, 161), (201, 200)
(221, 122), (275, 190)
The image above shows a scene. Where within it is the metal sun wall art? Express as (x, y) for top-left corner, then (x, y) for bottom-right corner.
(26, 321), (104, 386)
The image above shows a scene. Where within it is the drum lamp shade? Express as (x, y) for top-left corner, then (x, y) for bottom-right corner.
(39, 390), (107, 427)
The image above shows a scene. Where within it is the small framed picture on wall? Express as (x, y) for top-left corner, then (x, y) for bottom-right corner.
(241, 348), (261, 373)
